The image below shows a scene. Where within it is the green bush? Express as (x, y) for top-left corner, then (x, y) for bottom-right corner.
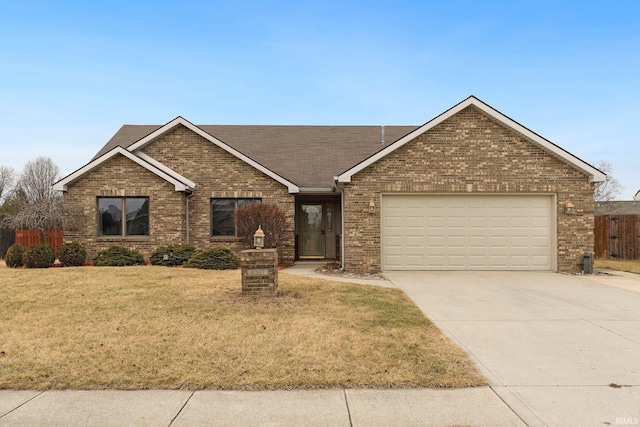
(22, 244), (55, 269)
(4, 244), (25, 268)
(184, 246), (239, 270)
(150, 244), (196, 267)
(58, 242), (87, 267)
(93, 246), (144, 267)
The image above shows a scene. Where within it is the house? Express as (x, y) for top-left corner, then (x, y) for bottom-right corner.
(595, 200), (640, 216)
(53, 96), (606, 273)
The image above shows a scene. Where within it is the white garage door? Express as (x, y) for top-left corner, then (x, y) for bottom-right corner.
(382, 195), (555, 271)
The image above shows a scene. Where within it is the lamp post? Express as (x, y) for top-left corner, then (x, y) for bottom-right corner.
(253, 225), (265, 249)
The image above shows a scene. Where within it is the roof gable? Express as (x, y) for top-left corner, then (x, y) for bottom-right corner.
(126, 117), (300, 193)
(337, 96), (606, 184)
(53, 146), (194, 192)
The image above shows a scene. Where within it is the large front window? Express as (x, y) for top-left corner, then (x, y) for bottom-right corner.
(211, 198), (260, 236)
(98, 197), (149, 237)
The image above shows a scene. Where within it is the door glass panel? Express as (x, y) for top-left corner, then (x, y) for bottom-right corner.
(301, 204), (324, 257)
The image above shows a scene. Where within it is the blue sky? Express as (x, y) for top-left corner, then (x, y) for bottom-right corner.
(1, 0), (638, 198)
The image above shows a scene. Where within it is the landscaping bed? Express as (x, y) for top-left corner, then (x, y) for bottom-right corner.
(0, 264), (486, 390)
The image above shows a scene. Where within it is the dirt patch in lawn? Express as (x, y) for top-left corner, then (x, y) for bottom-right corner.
(0, 265), (486, 390)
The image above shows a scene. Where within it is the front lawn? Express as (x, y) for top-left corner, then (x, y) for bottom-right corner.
(595, 259), (640, 274)
(0, 265), (486, 390)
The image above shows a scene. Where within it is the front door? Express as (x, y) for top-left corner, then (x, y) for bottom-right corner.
(300, 204), (325, 258)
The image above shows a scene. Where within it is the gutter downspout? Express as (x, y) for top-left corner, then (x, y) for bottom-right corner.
(185, 191), (195, 244)
(341, 188), (345, 271)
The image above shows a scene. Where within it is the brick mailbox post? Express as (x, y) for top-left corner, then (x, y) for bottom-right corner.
(240, 249), (278, 296)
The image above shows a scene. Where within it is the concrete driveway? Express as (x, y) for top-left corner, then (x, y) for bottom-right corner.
(385, 271), (640, 427)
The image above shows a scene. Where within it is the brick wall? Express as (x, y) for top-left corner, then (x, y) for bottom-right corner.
(343, 106), (595, 273)
(63, 155), (185, 261)
(63, 125), (295, 263)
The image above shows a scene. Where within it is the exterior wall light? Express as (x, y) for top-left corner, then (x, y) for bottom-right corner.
(253, 225), (265, 249)
(565, 201), (575, 214)
(369, 199), (376, 213)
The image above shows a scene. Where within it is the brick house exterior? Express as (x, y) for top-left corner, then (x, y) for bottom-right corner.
(55, 97), (605, 273)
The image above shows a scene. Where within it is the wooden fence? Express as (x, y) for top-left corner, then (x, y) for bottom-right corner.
(14, 230), (64, 254)
(0, 228), (15, 258)
(594, 215), (640, 260)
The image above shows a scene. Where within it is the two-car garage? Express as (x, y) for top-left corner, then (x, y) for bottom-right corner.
(381, 194), (556, 271)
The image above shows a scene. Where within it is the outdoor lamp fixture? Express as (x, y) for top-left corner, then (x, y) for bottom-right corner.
(369, 199), (376, 213)
(565, 201), (575, 214)
(253, 225), (265, 249)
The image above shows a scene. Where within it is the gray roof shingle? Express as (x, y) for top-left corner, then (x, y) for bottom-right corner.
(93, 124), (418, 188)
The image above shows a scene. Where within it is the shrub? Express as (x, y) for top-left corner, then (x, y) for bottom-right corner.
(22, 244), (55, 269)
(5, 244), (25, 268)
(58, 242), (87, 267)
(93, 246), (144, 267)
(150, 244), (196, 267)
(235, 203), (288, 253)
(184, 246), (239, 270)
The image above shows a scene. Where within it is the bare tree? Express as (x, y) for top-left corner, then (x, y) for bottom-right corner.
(2, 157), (71, 232)
(0, 165), (16, 204)
(17, 156), (61, 204)
(594, 160), (623, 202)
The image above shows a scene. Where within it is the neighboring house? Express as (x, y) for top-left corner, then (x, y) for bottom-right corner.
(595, 201), (640, 216)
(635, 190), (640, 201)
(54, 96), (606, 273)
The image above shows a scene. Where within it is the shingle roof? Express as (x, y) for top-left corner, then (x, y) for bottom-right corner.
(595, 201), (640, 215)
(93, 124), (418, 189)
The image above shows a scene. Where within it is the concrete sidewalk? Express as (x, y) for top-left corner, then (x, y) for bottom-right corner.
(282, 261), (396, 288)
(0, 388), (525, 426)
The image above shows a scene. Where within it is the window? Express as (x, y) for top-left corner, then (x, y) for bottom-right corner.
(98, 197), (149, 237)
(211, 198), (260, 237)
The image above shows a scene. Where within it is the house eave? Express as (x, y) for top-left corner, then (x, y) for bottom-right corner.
(298, 187), (336, 194)
(53, 146), (195, 193)
(126, 116), (300, 194)
(337, 96), (606, 183)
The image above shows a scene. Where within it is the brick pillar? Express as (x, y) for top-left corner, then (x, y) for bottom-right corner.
(240, 249), (278, 296)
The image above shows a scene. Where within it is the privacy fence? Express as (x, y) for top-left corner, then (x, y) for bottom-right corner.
(594, 214), (640, 260)
(14, 230), (64, 254)
(0, 217), (15, 258)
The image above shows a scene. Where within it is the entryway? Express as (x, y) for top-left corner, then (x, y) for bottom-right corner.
(295, 196), (341, 260)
